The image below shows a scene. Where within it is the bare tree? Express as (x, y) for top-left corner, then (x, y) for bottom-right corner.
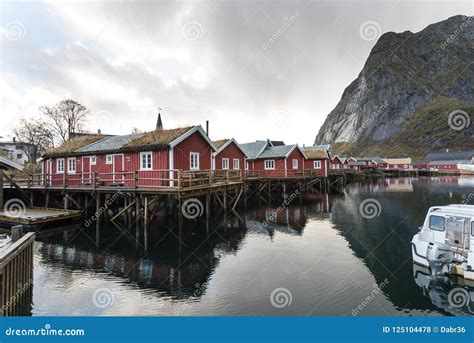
(14, 118), (55, 163)
(41, 99), (89, 144)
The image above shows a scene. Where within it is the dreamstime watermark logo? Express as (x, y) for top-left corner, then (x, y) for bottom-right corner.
(359, 21), (381, 41)
(2, 21), (26, 41)
(0, 280), (32, 315)
(93, 288), (114, 308)
(440, 16), (473, 49)
(181, 198), (204, 219)
(270, 287), (293, 308)
(447, 109), (470, 131)
(447, 287), (469, 308)
(182, 21), (204, 41)
(174, 282), (209, 315)
(85, 192), (121, 227)
(263, 189), (300, 226)
(352, 278), (389, 315)
(91, 111), (113, 132)
(4, 198), (26, 218)
(359, 198), (382, 219)
(354, 101), (388, 137)
(263, 12), (300, 50)
(461, 193), (474, 205)
(268, 110), (292, 129)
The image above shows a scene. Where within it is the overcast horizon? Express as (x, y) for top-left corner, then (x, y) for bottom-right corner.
(1, 0), (472, 146)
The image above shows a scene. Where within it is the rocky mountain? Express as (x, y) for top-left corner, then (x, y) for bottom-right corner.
(315, 15), (473, 156)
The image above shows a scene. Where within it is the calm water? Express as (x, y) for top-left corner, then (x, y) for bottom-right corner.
(30, 176), (474, 316)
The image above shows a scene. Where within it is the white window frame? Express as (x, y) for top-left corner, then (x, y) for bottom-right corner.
(67, 157), (76, 174)
(91, 156), (97, 165)
(56, 158), (65, 174)
(106, 154), (113, 165)
(233, 158), (240, 170)
(292, 159), (298, 169)
(264, 160), (275, 170)
(190, 152), (200, 170)
(313, 160), (321, 169)
(222, 158), (229, 170)
(140, 151), (152, 171)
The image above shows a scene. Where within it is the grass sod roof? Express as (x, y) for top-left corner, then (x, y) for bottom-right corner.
(302, 149), (330, 159)
(212, 139), (231, 149)
(124, 126), (195, 148)
(43, 134), (107, 156)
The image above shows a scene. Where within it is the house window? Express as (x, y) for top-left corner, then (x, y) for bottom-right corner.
(190, 152), (200, 170)
(16, 153), (22, 159)
(56, 158), (65, 174)
(292, 159), (298, 169)
(264, 160), (275, 170)
(233, 158), (240, 170)
(222, 158), (229, 170)
(67, 157), (76, 174)
(106, 155), (113, 164)
(16, 145), (23, 150)
(313, 161), (321, 169)
(91, 156), (97, 165)
(140, 152), (152, 170)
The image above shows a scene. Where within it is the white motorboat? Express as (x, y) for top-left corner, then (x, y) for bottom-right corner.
(411, 205), (474, 280)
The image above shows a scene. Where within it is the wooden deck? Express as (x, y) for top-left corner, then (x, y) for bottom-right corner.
(0, 207), (80, 227)
(2, 169), (323, 195)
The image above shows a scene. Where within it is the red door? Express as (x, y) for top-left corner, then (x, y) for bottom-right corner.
(82, 157), (91, 184)
(113, 154), (124, 183)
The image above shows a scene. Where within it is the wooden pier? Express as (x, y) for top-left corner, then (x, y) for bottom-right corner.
(0, 229), (35, 316)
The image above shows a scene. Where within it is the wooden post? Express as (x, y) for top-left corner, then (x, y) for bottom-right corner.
(0, 170), (3, 209)
(223, 189), (227, 211)
(133, 171), (137, 190)
(226, 170), (230, 183)
(64, 193), (69, 210)
(177, 170), (181, 191)
(11, 225), (23, 242)
(144, 196), (149, 252)
(63, 172), (67, 189)
(95, 193), (101, 247)
(92, 172), (97, 192)
(45, 191), (50, 208)
(206, 193), (211, 234)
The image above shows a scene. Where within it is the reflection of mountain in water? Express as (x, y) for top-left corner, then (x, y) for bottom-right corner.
(329, 177), (472, 314)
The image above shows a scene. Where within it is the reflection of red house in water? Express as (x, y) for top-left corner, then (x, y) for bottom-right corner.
(42, 125), (216, 187)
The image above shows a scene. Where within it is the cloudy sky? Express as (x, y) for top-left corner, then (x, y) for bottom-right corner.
(0, 0), (472, 145)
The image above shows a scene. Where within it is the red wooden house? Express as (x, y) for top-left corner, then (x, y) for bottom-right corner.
(384, 158), (412, 171)
(42, 125), (216, 188)
(330, 155), (346, 170)
(212, 138), (247, 170)
(251, 144), (306, 177)
(302, 148), (330, 177)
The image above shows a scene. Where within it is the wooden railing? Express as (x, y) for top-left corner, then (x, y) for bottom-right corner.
(0, 232), (35, 316)
(2, 169), (326, 192)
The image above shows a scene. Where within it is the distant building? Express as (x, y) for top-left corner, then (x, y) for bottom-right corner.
(384, 158), (412, 171)
(0, 137), (32, 165)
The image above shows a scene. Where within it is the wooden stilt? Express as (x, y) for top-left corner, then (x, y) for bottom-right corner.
(95, 193), (101, 247)
(144, 196), (149, 252)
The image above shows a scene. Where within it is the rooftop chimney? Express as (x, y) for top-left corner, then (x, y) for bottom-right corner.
(13, 137), (16, 143)
(98, 129), (102, 134)
(206, 120), (209, 137)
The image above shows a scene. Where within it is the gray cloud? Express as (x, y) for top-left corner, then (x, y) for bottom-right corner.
(1, 0), (472, 144)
